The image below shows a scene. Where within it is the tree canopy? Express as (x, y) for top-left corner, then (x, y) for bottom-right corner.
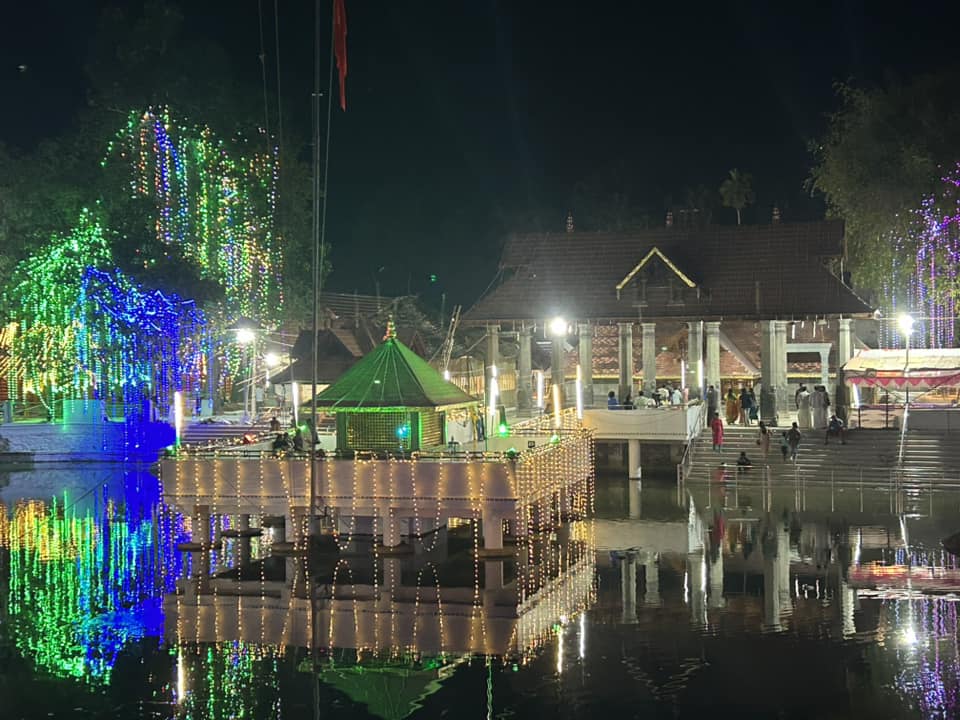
(808, 72), (960, 302)
(719, 169), (755, 225)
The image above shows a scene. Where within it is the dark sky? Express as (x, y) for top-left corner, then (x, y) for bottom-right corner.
(3, 1), (960, 307)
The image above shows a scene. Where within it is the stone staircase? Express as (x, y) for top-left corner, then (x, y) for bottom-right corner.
(181, 421), (270, 448)
(685, 423), (960, 488)
(683, 424), (899, 485)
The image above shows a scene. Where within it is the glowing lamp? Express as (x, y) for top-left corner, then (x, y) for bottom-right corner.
(443, 369), (451, 381)
(898, 313), (914, 336)
(264, 352), (280, 367)
(549, 316), (568, 337)
(236, 327), (256, 345)
(498, 422), (509, 437)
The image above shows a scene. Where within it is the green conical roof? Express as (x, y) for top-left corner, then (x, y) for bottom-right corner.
(310, 337), (476, 410)
(320, 665), (448, 720)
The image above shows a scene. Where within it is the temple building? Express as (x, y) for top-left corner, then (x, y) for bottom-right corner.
(464, 219), (875, 422)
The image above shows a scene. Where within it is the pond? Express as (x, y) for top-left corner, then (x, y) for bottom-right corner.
(1, 463), (959, 719)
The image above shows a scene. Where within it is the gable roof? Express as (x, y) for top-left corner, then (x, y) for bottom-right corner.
(465, 220), (873, 323)
(310, 337), (477, 410)
(615, 246), (698, 294)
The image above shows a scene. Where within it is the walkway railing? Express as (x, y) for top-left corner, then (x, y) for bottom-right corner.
(675, 403), (707, 499)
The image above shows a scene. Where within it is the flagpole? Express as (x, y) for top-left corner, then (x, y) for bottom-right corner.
(310, 0), (336, 534)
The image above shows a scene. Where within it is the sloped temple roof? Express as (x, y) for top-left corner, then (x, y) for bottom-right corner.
(465, 220), (873, 323)
(310, 336), (477, 410)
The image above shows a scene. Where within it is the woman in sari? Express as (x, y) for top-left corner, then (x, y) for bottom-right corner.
(725, 387), (740, 425)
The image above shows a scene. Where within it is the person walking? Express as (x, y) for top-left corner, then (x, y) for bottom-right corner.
(711, 411), (724, 453)
(757, 420), (771, 460)
(706, 384), (718, 428)
(796, 385), (813, 430)
(786, 422), (802, 462)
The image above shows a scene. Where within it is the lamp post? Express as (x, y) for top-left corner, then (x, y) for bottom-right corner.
(550, 316), (568, 408)
(898, 313), (914, 410)
(236, 326), (257, 422)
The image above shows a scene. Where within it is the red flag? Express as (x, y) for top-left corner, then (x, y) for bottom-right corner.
(334, 0), (347, 110)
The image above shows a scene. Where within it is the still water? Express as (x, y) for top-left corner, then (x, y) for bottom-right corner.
(1, 463), (960, 719)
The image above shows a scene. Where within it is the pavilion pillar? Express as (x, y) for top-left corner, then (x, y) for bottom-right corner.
(838, 319), (854, 367)
(686, 321), (704, 400)
(617, 322), (634, 402)
(551, 333), (567, 406)
(705, 322), (721, 397)
(819, 348), (830, 388)
(578, 323), (594, 408)
(760, 321), (777, 422)
(486, 324), (500, 406)
(517, 326), (533, 412)
(774, 321), (789, 417)
(641, 322), (657, 396)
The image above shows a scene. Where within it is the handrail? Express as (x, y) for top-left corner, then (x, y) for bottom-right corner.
(676, 403), (707, 486)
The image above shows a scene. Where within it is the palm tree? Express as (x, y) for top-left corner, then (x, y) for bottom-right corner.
(719, 169), (755, 225)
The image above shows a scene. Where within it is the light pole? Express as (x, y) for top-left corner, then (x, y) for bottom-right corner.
(236, 327), (257, 422)
(898, 313), (914, 410)
(550, 316), (568, 409)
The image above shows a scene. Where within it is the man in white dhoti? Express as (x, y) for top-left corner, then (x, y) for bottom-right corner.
(796, 385), (813, 429)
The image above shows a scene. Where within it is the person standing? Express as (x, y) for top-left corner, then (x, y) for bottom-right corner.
(711, 411), (724, 453)
(757, 420), (771, 461)
(787, 422), (802, 462)
(796, 385), (813, 430)
(725, 387), (739, 425)
(607, 390), (619, 409)
(706, 384), (718, 428)
(671, 385), (682, 405)
(811, 385), (828, 429)
(739, 386), (752, 426)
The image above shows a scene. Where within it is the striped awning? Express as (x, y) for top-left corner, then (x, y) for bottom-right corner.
(843, 349), (960, 388)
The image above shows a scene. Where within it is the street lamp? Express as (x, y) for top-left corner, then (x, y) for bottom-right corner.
(898, 313), (914, 409)
(236, 326), (257, 422)
(549, 316), (568, 409)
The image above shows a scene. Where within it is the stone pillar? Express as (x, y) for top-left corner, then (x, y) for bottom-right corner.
(485, 324), (500, 403)
(838, 318), (854, 367)
(207, 347), (219, 415)
(760, 321), (776, 422)
(237, 513), (251, 566)
(628, 479), (641, 519)
(551, 335), (566, 406)
(774, 321), (789, 417)
(686, 322), (704, 400)
(627, 439), (641, 479)
(517, 326), (533, 411)
(641, 323), (657, 395)
(617, 322), (634, 401)
(381, 507), (401, 548)
(482, 511), (504, 551)
(578, 323), (594, 408)
(643, 553), (660, 605)
(705, 322), (721, 396)
(819, 348), (830, 388)
(621, 551), (638, 624)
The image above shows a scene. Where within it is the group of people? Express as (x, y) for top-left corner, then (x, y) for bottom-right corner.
(705, 384), (757, 427)
(269, 416), (320, 457)
(607, 384), (683, 410)
(794, 384), (833, 430)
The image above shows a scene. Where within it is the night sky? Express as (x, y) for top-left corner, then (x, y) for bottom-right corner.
(3, 1), (960, 307)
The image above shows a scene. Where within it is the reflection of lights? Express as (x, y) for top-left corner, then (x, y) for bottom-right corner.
(556, 625), (564, 675)
(579, 612), (585, 659)
(901, 627), (919, 647)
(683, 570), (689, 605)
(700, 553), (707, 594)
(177, 648), (186, 703)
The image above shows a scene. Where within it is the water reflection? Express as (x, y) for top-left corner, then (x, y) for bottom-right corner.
(5, 464), (960, 717)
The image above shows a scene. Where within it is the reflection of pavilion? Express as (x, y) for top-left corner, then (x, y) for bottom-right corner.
(166, 521), (596, 660)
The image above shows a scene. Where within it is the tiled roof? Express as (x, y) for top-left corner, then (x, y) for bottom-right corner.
(465, 220), (872, 323)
